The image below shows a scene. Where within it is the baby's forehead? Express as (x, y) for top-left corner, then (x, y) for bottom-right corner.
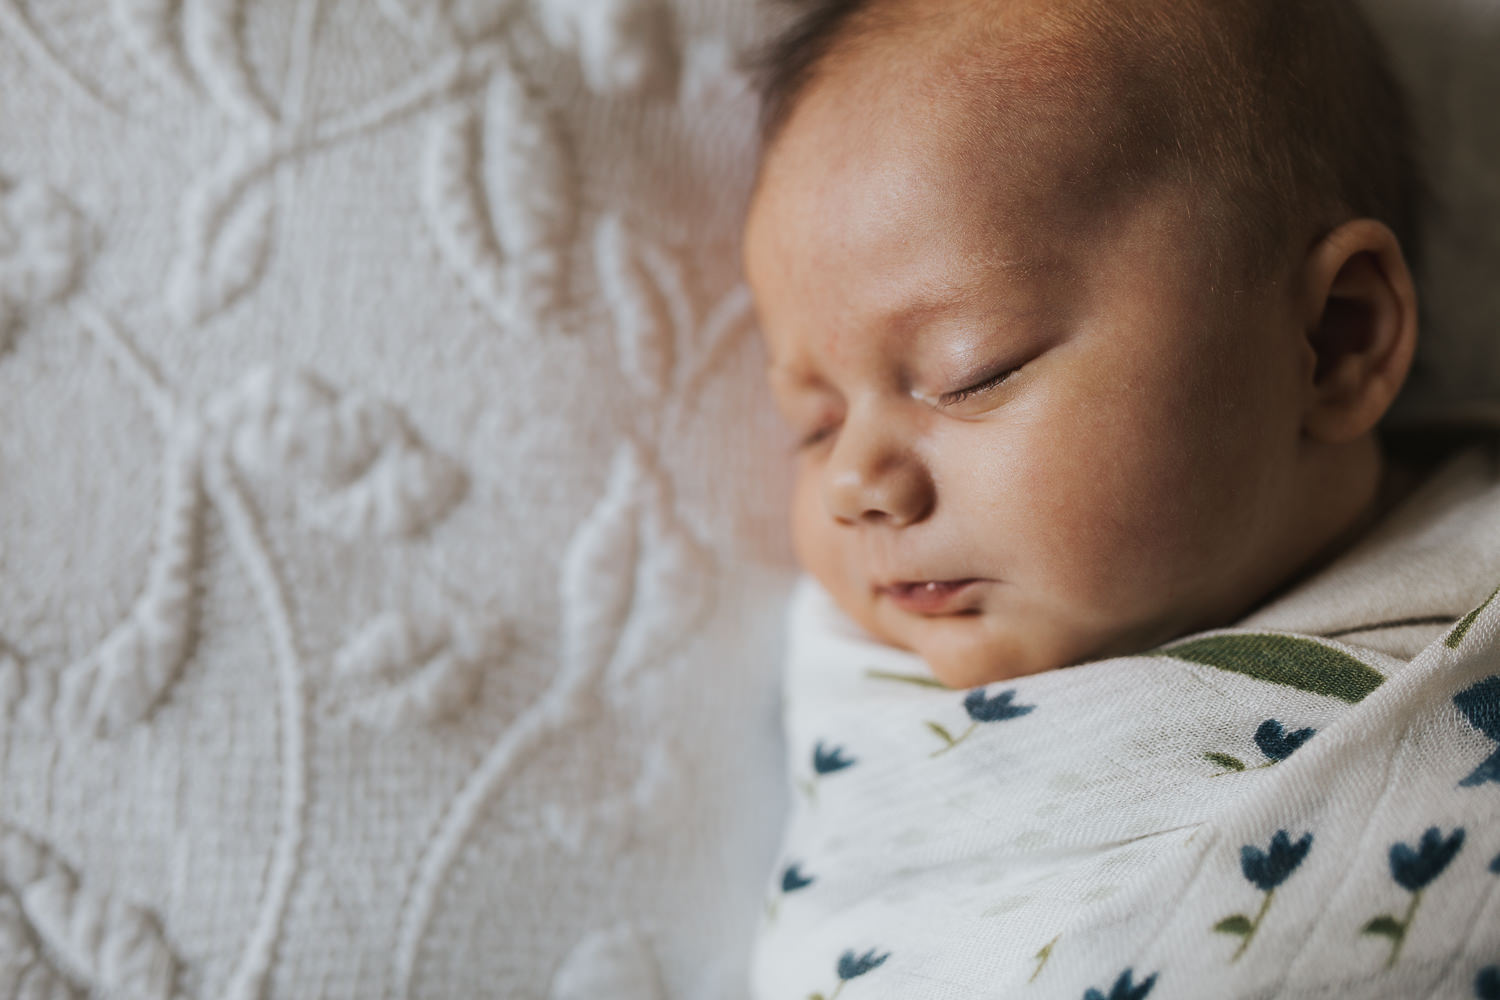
(781, 1), (1163, 201)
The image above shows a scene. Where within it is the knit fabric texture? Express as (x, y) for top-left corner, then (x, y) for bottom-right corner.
(0, 2), (794, 998)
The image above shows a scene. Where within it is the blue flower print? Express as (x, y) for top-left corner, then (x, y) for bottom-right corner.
(1214, 830), (1312, 960)
(765, 861), (816, 922)
(1362, 826), (1466, 967)
(1454, 676), (1500, 787)
(1204, 719), (1316, 775)
(1241, 830), (1313, 891)
(927, 687), (1035, 757)
(782, 863), (815, 893)
(838, 949), (890, 980)
(1254, 719), (1316, 761)
(809, 948), (891, 999)
(1491, 852), (1500, 875)
(1478, 966), (1500, 1000)
(814, 741), (857, 775)
(1390, 827), (1466, 892)
(1083, 968), (1157, 1000)
(965, 687), (1035, 723)
(800, 741), (858, 803)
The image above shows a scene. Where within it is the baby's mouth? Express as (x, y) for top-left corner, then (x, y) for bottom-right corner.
(880, 579), (984, 616)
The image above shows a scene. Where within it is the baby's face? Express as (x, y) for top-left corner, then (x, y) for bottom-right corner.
(745, 42), (1331, 688)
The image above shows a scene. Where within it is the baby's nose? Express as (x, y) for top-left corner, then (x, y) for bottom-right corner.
(823, 424), (935, 528)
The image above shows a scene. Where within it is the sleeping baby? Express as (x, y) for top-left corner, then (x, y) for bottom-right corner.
(743, 0), (1500, 997)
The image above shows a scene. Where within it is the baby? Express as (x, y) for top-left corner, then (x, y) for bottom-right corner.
(744, 1), (1500, 997)
(744, 0), (1424, 690)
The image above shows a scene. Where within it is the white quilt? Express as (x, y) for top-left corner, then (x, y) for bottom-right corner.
(755, 446), (1500, 1000)
(0, 2), (792, 998)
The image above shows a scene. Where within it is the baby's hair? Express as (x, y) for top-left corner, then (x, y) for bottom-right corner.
(750, 0), (1425, 278)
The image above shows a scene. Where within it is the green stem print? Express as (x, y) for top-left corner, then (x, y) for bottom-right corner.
(928, 721), (977, 757)
(1361, 827), (1464, 969)
(1030, 934), (1060, 983)
(865, 668), (948, 689)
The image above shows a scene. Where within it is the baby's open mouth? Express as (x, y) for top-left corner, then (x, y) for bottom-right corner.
(880, 579), (984, 616)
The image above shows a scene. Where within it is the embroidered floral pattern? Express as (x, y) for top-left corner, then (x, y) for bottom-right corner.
(0, 823), (181, 1000)
(1362, 827), (1466, 967)
(1214, 830), (1313, 960)
(209, 366), (467, 539)
(321, 610), (507, 730)
(0, 177), (86, 354)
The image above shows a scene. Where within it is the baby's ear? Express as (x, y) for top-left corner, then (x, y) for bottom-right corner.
(1297, 219), (1418, 443)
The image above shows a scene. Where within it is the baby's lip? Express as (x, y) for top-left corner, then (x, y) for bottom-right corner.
(878, 578), (985, 616)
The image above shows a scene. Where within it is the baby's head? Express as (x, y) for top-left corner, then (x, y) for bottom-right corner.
(744, 0), (1424, 688)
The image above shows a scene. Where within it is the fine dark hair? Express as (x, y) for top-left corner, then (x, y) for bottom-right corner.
(748, 0), (1427, 275)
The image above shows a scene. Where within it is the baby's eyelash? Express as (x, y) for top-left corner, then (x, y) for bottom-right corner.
(795, 425), (837, 452)
(940, 366), (1019, 406)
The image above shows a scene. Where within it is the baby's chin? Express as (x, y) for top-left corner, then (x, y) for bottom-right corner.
(859, 598), (1161, 690)
(860, 603), (1079, 689)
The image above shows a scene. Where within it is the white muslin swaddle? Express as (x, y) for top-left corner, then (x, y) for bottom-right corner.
(753, 444), (1500, 1000)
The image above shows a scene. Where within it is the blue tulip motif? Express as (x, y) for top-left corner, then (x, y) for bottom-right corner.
(926, 687), (1035, 757)
(1361, 826), (1465, 967)
(1213, 830), (1313, 960)
(782, 862), (815, 893)
(808, 948), (890, 999)
(765, 861), (816, 922)
(1204, 718), (1316, 775)
(799, 741), (858, 802)
(1083, 968), (1158, 1000)
(1477, 966), (1500, 1000)
(1255, 719), (1316, 761)
(814, 741), (857, 775)
(1454, 676), (1500, 787)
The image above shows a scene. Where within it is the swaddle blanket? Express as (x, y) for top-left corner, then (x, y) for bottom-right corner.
(752, 444), (1500, 1000)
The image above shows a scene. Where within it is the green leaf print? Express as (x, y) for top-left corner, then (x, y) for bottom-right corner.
(1160, 634), (1384, 703)
(866, 668), (949, 689)
(1361, 915), (1404, 940)
(926, 721), (957, 746)
(1214, 915), (1254, 936)
(1204, 753), (1248, 773)
(1447, 584), (1500, 649)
